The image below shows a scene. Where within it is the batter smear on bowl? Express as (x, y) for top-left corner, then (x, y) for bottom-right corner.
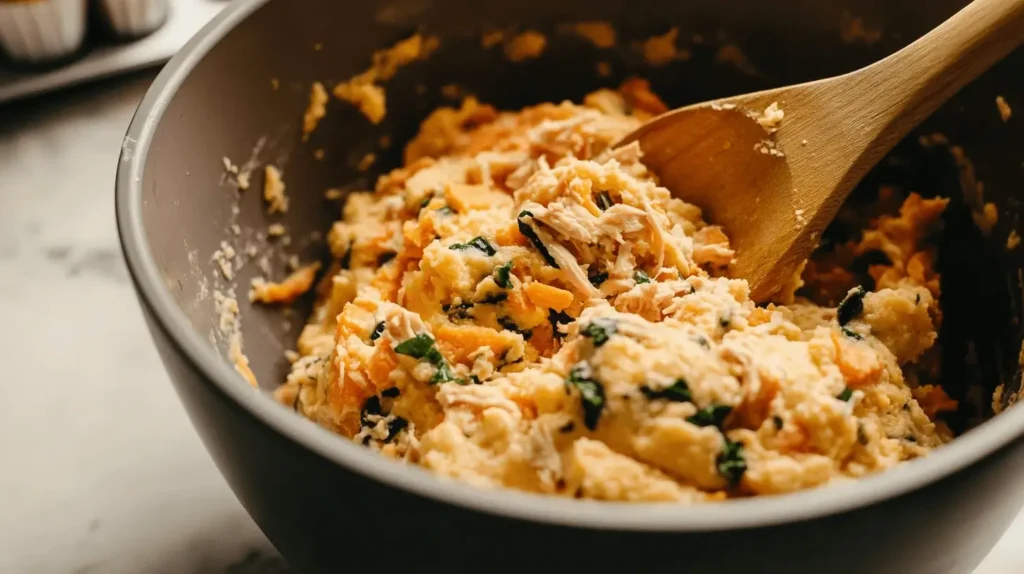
(273, 80), (956, 502)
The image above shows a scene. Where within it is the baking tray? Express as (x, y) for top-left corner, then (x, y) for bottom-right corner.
(0, 0), (228, 105)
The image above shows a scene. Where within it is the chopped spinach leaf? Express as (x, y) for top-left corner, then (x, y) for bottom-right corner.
(369, 321), (386, 342)
(580, 317), (617, 348)
(840, 326), (863, 340)
(719, 309), (733, 330)
(494, 261), (515, 289)
(596, 191), (614, 211)
(395, 333), (458, 385)
(418, 196), (432, 210)
(640, 378), (692, 402)
(377, 251), (397, 266)
(394, 333), (436, 359)
(498, 316), (533, 340)
(694, 335), (711, 350)
(687, 405), (733, 428)
(517, 211), (559, 268)
(470, 375), (482, 385)
(436, 205), (454, 216)
(836, 387), (854, 402)
(716, 439), (747, 487)
(837, 285), (866, 326)
(633, 270), (651, 284)
(359, 396), (408, 444)
(548, 309), (574, 339)
(566, 362), (605, 430)
(430, 361), (458, 384)
(380, 387), (401, 398)
(450, 236), (497, 256)
(479, 292), (509, 305)
(588, 272), (609, 287)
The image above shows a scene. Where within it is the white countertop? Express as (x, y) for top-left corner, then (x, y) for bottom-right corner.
(0, 72), (1022, 574)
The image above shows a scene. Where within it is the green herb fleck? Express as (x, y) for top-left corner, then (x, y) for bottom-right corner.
(588, 272), (609, 287)
(640, 378), (692, 402)
(716, 439), (747, 487)
(395, 333), (458, 384)
(494, 261), (514, 289)
(580, 317), (617, 347)
(840, 326), (863, 340)
(369, 321), (385, 342)
(914, 293), (921, 305)
(450, 236), (497, 256)
(548, 309), (574, 339)
(359, 396), (408, 444)
(517, 211), (559, 268)
(595, 191), (614, 211)
(380, 387), (400, 398)
(694, 335), (711, 350)
(686, 405), (733, 428)
(498, 316), (533, 340)
(857, 423), (869, 445)
(719, 309), (733, 330)
(436, 205), (454, 216)
(773, 416), (784, 430)
(566, 362), (605, 430)
(470, 375), (482, 385)
(837, 285), (866, 326)
(479, 292), (508, 305)
(633, 270), (651, 284)
(836, 387), (854, 402)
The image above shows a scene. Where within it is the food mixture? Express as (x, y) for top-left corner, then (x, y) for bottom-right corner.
(273, 79), (958, 502)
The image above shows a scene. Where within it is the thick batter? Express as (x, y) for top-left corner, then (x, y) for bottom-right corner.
(274, 79), (956, 502)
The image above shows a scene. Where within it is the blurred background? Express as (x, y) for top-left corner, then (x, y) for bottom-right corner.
(0, 0), (1021, 572)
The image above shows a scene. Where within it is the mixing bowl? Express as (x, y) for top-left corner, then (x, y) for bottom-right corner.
(115, 0), (1024, 571)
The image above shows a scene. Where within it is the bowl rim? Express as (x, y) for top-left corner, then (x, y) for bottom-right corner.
(116, 0), (1024, 532)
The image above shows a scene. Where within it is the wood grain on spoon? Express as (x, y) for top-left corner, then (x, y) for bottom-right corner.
(619, 0), (1024, 302)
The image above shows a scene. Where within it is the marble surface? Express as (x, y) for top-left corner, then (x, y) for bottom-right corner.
(0, 71), (1023, 574)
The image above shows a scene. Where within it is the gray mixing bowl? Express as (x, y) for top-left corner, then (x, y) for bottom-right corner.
(116, 0), (1024, 571)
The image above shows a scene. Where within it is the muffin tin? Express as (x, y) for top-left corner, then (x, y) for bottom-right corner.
(0, 0), (227, 105)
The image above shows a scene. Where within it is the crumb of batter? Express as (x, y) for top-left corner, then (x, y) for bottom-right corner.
(333, 33), (439, 124)
(251, 262), (321, 305)
(325, 188), (344, 201)
(274, 81), (956, 503)
(271, 78), (280, 91)
(314, 149), (325, 161)
(264, 165), (289, 214)
(212, 241), (236, 281)
(756, 102), (785, 131)
(441, 83), (463, 100)
(481, 30), (506, 49)
(595, 61), (612, 77)
(563, 21), (617, 49)
(222, 156), (239, 174)
(267, 223), (286, 238)
(302, 82), (329, 141)
(505, 30), (547, 62)
(358, 153), (377, 172)
(1007, 230), (1020, 250)
(216, 289), (258, 388)
(996, 96), (1012, 123)
(639, 28), (690, 66)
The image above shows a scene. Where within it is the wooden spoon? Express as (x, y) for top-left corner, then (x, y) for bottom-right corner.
(619, 0), (1024, 302)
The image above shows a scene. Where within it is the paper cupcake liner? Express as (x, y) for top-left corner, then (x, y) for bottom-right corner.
(99, 0), (168, 38)
(0, 0), (87, 63)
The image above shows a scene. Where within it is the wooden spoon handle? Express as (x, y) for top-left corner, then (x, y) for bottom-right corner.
(838, 0), (1024, 167)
